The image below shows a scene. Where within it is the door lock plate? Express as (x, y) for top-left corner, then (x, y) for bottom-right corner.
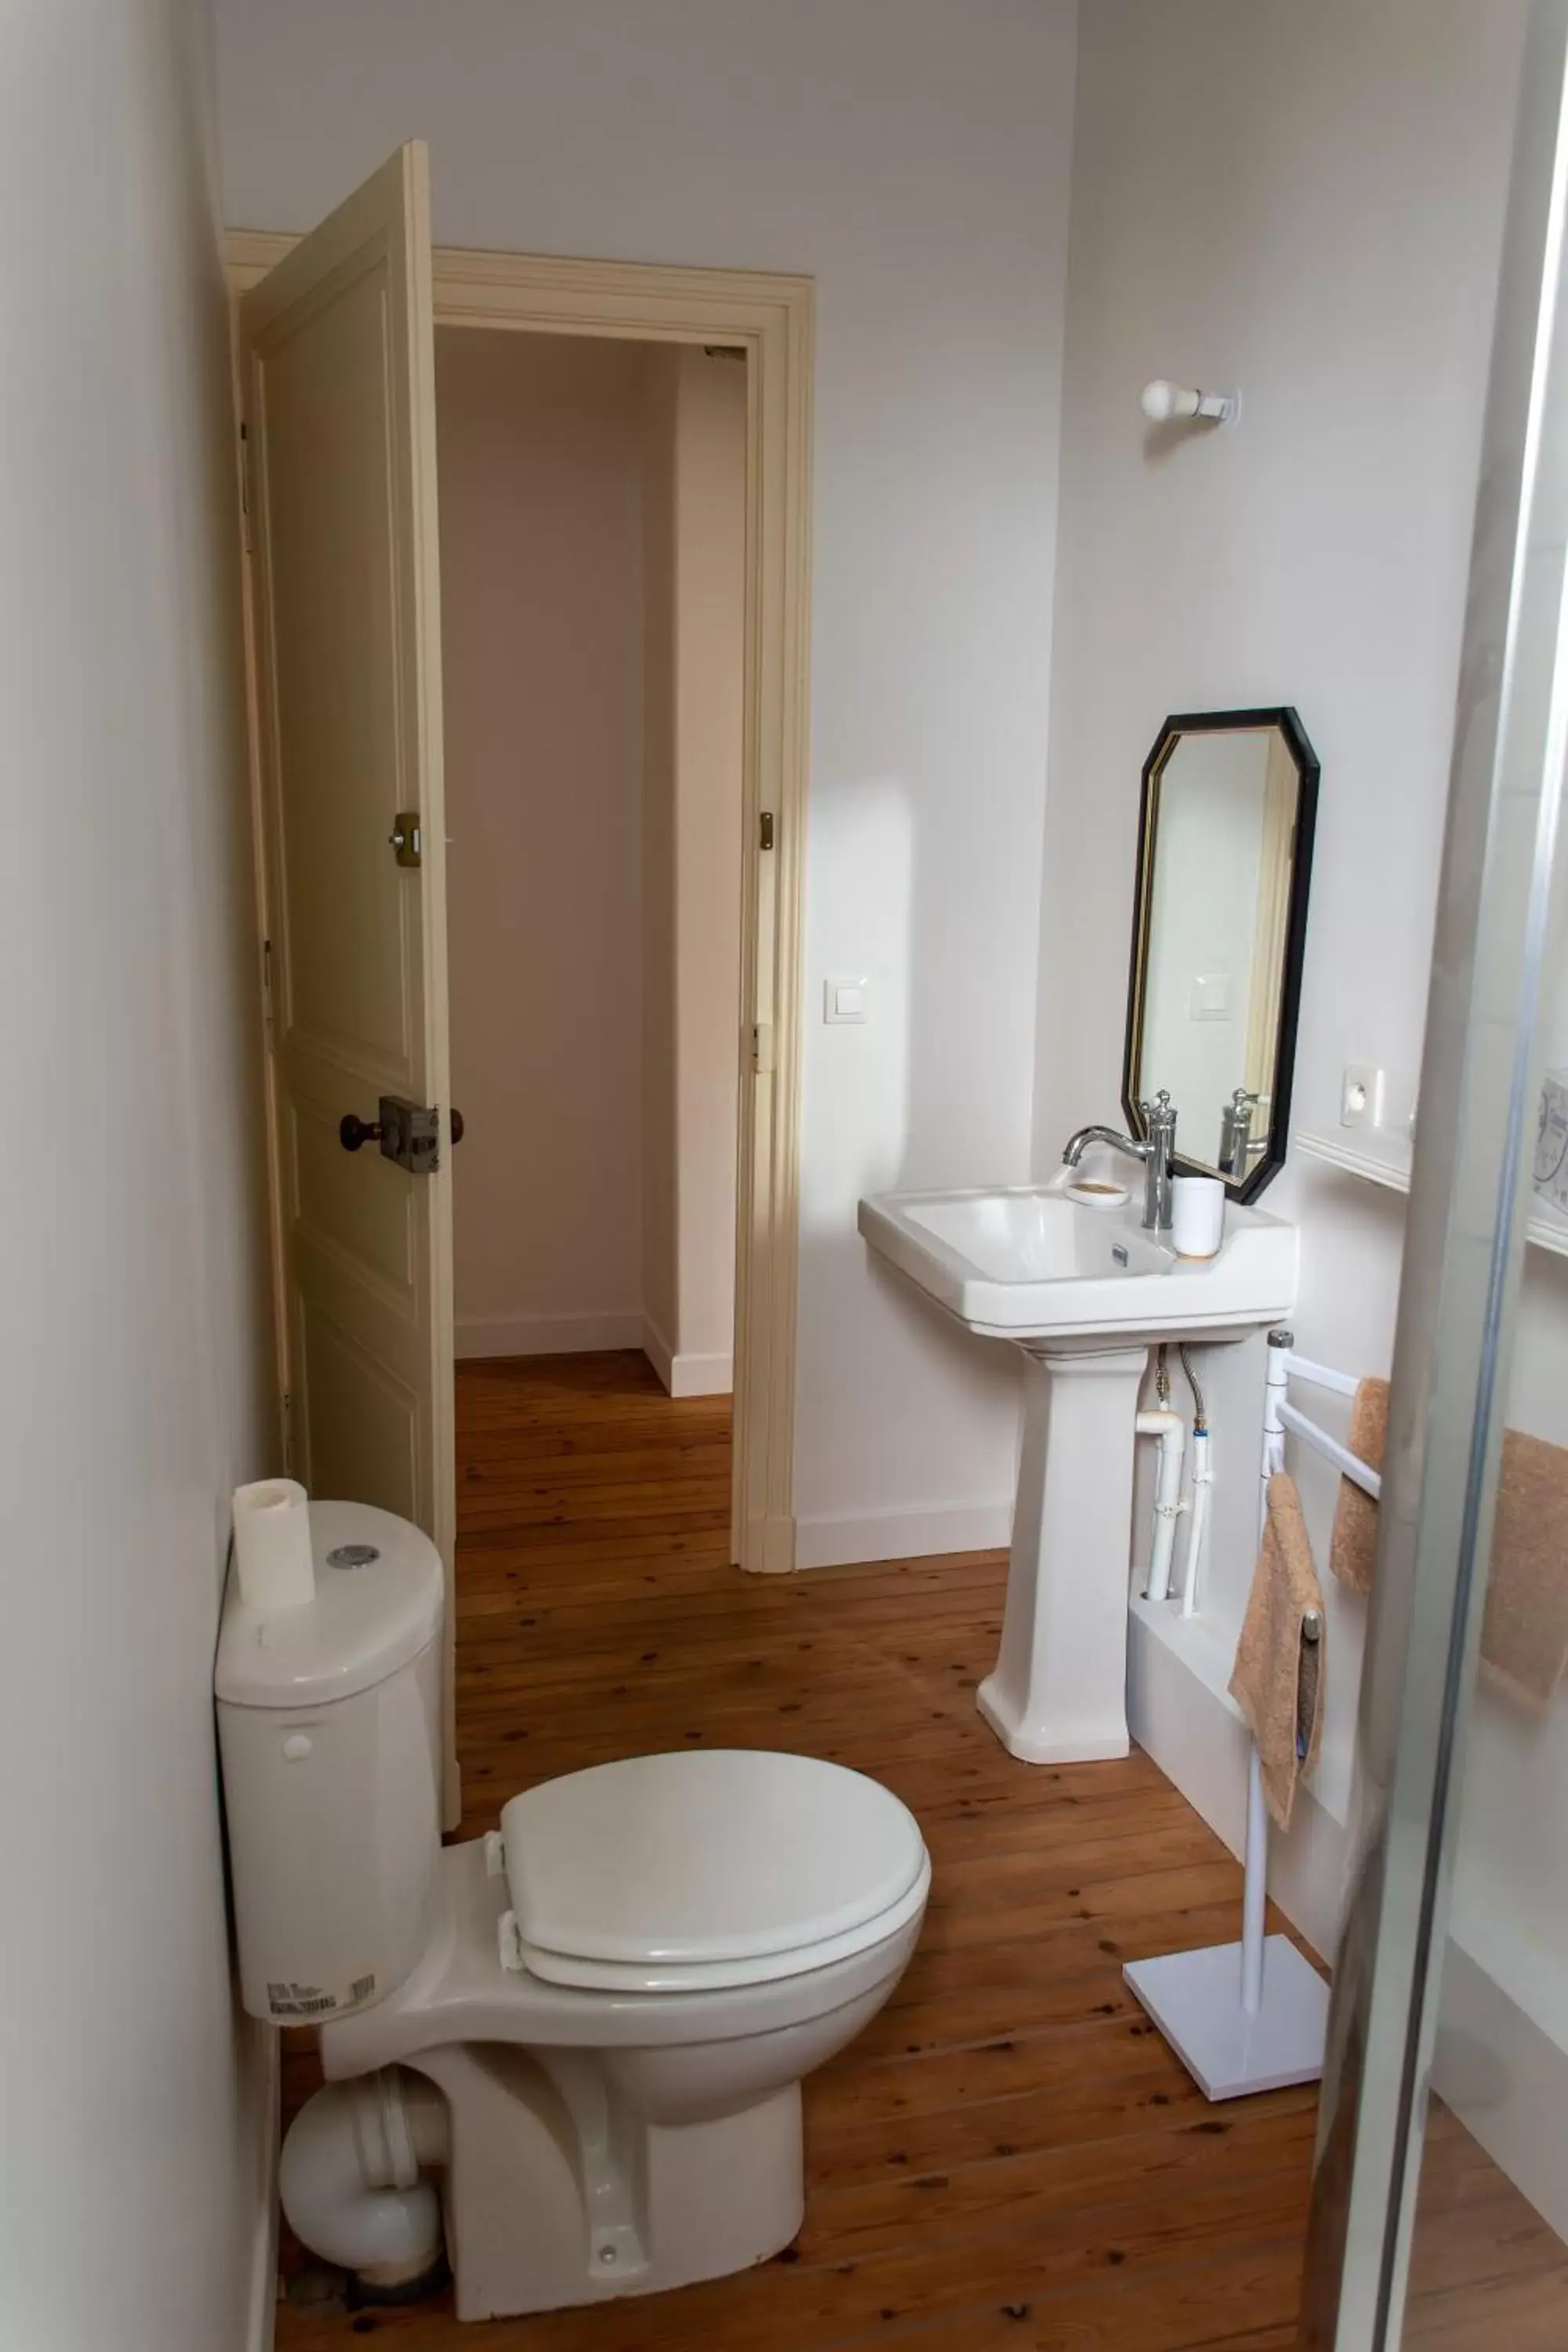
(339, 1094), (442, 1174)
(379, 1096), (440, 1174)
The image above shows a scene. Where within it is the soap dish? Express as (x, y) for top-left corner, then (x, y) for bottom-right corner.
(1065, 1177), (1131, 1210)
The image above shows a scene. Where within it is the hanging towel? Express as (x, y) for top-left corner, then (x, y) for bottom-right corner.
(1327, 1377), (1389, 1595)
(1229, 1472), (1325, 1831)
(1327, 1379), (1568, 1713)
(1479, 1432), (1568, 1711)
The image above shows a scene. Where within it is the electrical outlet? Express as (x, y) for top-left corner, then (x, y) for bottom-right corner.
(1341, 1063), (1385, 1130)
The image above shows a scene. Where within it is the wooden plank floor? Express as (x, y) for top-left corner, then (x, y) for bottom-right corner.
(276, 1352), (1567, 2350)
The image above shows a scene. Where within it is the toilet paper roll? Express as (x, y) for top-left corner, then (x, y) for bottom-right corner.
(1171, 1174), (1225, 1259)
(233, 1478), (316, 1613)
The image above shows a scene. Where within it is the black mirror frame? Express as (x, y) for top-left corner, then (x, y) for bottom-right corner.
(1121, 705), (1320, 1204)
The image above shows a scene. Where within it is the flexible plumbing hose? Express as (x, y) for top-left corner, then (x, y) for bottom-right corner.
(1178, 1342), (1207, 1431)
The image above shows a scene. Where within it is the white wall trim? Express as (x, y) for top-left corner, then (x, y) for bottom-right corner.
(794, 1499), (1012, 1571)
(642, 1316), (732, 1399)
(668, 1351), (734, 1399)
(245, 2020), (280, 2352)
(642, 1314), (674, 1392)
(456, 1310), (644, 1360)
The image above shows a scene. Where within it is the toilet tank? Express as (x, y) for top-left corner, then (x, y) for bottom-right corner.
(216, 1501), (445, 2027)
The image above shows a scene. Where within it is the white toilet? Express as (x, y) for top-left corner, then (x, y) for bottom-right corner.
(215, 1502), (930, 2321)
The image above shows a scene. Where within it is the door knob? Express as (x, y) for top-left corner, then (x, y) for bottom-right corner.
(340, 1105), (460, 1171)
(341, 1101), (463, 1164)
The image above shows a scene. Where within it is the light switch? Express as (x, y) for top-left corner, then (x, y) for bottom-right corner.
(1189, 972), (1233, 1022)
(824, 975), (869, 1025)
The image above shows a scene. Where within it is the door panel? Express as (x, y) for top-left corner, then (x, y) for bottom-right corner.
(296, 1296), (421, 1528)
(291, 1103), (416, 1301)
(241, 141), (457, 1821)
(262, 271), (416, 1073)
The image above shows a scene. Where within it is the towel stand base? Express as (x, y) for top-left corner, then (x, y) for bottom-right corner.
(1123, 1934), (1329, 2101)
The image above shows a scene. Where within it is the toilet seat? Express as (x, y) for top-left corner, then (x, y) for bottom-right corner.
(500, 1748), (929, 1994)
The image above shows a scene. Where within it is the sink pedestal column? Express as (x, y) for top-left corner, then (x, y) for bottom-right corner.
(977, 1343), (1149, 1763)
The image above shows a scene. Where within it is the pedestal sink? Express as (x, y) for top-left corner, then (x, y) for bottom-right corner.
(858, 1179), (1298, 1763)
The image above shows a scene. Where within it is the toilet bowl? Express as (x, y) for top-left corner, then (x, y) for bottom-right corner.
(215, 1504), (930, 2321)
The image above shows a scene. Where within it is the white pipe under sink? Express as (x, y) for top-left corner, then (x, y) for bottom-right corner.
(281, 2066), (449, 2290)
(1136, 1410), (1186, 1603)
(1178, 1425), (1213, 1617)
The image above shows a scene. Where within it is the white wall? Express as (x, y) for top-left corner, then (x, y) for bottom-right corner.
(1039, 0), (1568, 2230)
(1, 2), (276, 2346)
(641, 347), (746, 1399)
(1037, 0), (1523, 1852)
(213, 0), (1079, 1562)
(440, 330), (648, 1359)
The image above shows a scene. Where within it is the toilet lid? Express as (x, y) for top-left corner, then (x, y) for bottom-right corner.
(500, 1750), (927, 1990)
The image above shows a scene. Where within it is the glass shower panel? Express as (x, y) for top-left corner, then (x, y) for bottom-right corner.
(1398, 934), (1568, 2343)
(1298, 5), (1568, 2344)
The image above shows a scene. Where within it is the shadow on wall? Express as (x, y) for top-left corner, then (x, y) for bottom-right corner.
(795, 771), (1022, 1566)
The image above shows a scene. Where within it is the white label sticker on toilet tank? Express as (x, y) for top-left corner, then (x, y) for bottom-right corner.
(266, 1972), (376, 2019)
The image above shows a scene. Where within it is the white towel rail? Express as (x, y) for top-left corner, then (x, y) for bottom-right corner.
(1264, 1336), (1380, 1498)
(1123, 1324), (1343, 2099)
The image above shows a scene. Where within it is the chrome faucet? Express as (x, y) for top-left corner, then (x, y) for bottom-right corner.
(1062, 1091), (1178, 1232)
(1218, 1087), (1262, 1179)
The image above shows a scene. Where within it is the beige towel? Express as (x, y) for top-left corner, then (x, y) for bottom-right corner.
(1327, 1376), (1568, 1712)
(1328, 1377), (1389, 1595)
(1481, 1432), (1568, 1711)
(1229, 1473), (1325, 1831)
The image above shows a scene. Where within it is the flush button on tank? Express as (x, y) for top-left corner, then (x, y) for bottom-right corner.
(282, 1733), (313, 1762)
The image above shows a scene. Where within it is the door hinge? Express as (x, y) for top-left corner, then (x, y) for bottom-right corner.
(260, 937), (274, 1029)
(751, 1021), (775, 1076)
(759, 810), (775, 851)
(238, 421), (252, 555)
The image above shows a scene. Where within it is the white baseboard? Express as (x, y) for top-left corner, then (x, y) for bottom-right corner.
(455, 1309), (644, 1360)
(793, 1498), (1012, 1571)
(669, 1351), (733, 1398)
(244, 2016), (280, 2352)
(641, 1317), (732, 1397)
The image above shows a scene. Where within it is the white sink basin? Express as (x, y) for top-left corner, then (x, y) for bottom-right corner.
(858, 1174), (1298, 1767)
(858, 1180), (1297, 1347)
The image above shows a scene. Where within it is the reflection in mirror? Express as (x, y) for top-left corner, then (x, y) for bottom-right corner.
(1124, 709), (1319, 1201)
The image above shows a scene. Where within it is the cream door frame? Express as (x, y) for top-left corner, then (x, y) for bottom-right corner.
(228, 233), (813, 1575)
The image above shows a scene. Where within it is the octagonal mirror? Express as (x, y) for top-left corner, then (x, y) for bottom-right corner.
(1123, 706), (1319, 1201)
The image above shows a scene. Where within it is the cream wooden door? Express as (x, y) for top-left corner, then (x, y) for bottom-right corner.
(240, 143), (457, 1816)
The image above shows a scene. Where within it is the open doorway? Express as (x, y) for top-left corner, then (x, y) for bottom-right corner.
(230, 194), (813, 1828)
(436, 328), (746, 1405)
